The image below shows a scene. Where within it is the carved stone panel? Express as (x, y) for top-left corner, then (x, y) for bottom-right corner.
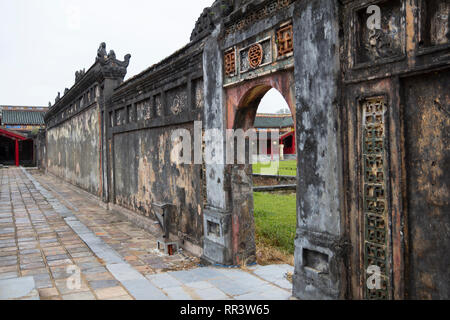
(239, 38), (272, 73)
(136, 98), (151, 121)
(361, 97), (391, 300)
(223, 22), (294, 87)
(356, 1), (404, 64)
(116, 107), (127, 126)
(155, 94), (163, 117)
(277, 23), (293, 57)
(248, 43), (264, 68)
(224, 49), (236, 77)
(225, 0), (294, 36)
(193, 79), (204, 109)
(167, 85), (187, 116)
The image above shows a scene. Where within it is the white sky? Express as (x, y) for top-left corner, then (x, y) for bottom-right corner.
(0, 0), (289, 114)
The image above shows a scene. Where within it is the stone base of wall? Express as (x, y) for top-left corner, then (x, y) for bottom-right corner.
(43, 169), (203, 258)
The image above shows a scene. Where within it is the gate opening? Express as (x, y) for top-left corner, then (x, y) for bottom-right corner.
(232, 87), (297, 267)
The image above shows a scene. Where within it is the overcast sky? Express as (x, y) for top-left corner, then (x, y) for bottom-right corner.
(0, 0), (289, 114)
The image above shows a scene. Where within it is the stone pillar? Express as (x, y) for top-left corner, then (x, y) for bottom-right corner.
(201, 25), (233, 265)
(292, 0), (346, 300)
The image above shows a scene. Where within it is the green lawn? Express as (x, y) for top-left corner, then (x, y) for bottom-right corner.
(253, 192), (297, 255)
(253, 160), (297, 176)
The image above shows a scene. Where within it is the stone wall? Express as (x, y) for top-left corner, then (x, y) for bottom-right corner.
(40, 0), (450, 300)
(46, 104), (101, 196)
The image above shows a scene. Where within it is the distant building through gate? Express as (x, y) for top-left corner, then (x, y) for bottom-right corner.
(0, 105), (47, 166)
(254, 113), (296, 158)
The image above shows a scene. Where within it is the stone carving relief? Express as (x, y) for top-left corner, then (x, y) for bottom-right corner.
(277, 23), (293, 57)
(136, 99), (151, 121)
(225, 0), (293, 36)
(95, 42), (131, 77)
(75, 69), (86, 82)
(248, 43), (263, 68)
(224, 49), (236, 77)
(194, 79), (205, 109)
(55, 92), (61, 104)
(357, 1), (404, 63)
(167, 87), (187, 116)
(155, 94), (163, 117)
(239, 38), (272, 73)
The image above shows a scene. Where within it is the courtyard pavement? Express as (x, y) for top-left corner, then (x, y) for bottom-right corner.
(0, 167), (293, 300)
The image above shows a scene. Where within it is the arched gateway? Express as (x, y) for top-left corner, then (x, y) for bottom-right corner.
(42, 0), (450, 300)
(201, 0), (344, 300)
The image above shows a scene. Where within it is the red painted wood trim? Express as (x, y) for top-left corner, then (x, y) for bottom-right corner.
(15, 139), (19, 167)
(0, 127), (28, 141)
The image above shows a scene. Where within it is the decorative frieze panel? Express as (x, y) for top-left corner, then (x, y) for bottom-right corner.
(223, 19), (294, 86)
(167, 86), (188, 116)
(248, 43), (264, 68)
(362, 97), (390, 300)
(155, 94), (163, 117)
(356, 1), (404, 64)
(277, 23), (293, 57)
(116, 107), (127, 126)
(193, 79), (205, 109)
(224, 49), (236, 77)
(224, 0), (294, 36)
(239, 38), (272, 73)
(136, 99), (151, 121)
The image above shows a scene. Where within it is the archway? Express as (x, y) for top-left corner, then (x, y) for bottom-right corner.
(225, 70), (297, 266)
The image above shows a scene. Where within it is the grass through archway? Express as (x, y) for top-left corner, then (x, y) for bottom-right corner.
(253, 191), (296, 266)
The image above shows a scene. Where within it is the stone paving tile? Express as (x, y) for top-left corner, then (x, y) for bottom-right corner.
(88, 279), (120, 290)
(164, 286), (194, 300)
(0, 276), (36, 299)
(121, 279), (168, 300)
(194, 287), (229, 300)
(0, 168), (293, 300)
(94, 286), (130, 299)
(62, 291), (96, 300)
(146, 273), (183, 289)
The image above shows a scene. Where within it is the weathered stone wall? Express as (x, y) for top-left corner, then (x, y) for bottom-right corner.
(40, 0), (450, 300)
(34, 130), (46, 170)
(113, 124), (204, 246)
(44, 43), (130, 201)
(108, 40), (205, 251)
(402, 71), (449, 299)
(293, 0), (344, 300)
(46, 104), (101, 196)
(342, 0), (450, 300)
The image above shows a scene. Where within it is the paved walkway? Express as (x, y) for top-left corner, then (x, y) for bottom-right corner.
(0, 167), (293, 300)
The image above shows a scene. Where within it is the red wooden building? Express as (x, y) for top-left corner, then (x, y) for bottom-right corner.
(254, 113), (296, 156)
(0, 106), (47, 166)
(0, 128), (30, 166)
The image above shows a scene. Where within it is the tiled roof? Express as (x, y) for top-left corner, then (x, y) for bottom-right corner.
(1, 110), (46, 125)
(254, 114), (294, 128)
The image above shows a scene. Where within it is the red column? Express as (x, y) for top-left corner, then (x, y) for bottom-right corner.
(15, 139), (19, 167)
